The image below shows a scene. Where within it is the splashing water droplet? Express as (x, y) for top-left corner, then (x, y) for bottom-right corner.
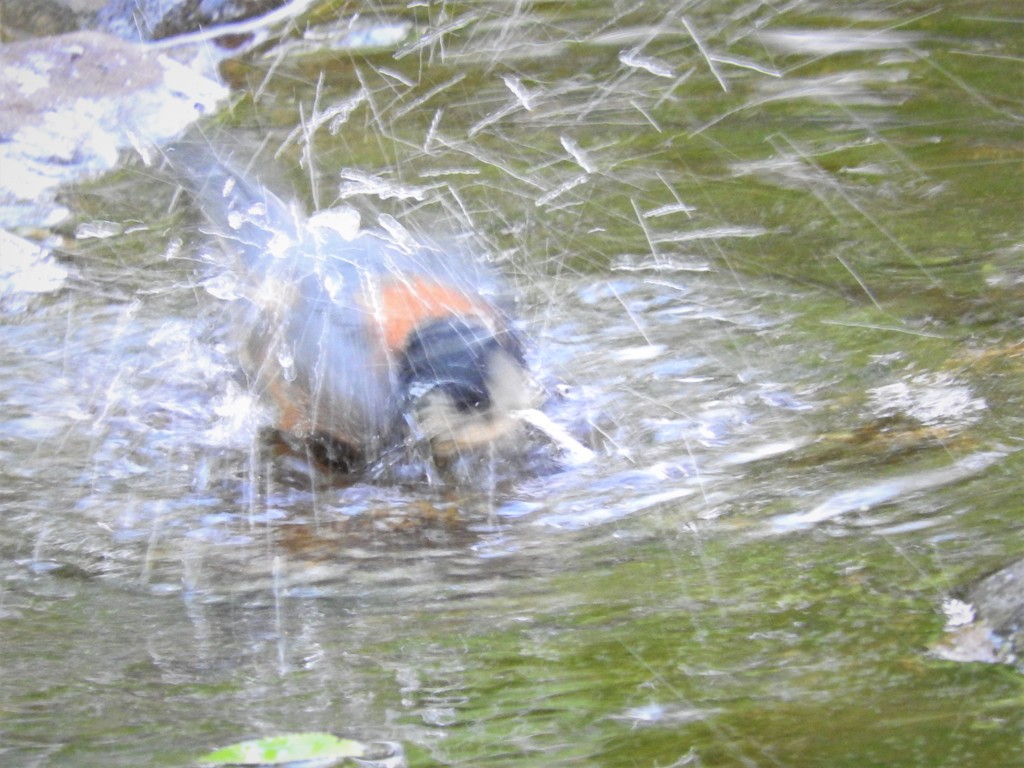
(277, 346), (296, 382)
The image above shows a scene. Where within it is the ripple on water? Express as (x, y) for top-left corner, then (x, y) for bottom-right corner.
(768, 449), (1009, 534)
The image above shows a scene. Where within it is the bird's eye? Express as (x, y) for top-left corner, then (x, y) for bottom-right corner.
(442, 382), (489, 412)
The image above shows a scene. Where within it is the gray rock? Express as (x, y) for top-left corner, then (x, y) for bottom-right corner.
(0, 30), (226, 228)
(94, 0), (289, 41)
(936, 558), (1024, 669)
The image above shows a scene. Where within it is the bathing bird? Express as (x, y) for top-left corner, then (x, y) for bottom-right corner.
(169, 143), (536, 472)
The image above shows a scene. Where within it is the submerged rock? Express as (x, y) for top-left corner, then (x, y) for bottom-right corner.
(0, 0), (95, 41)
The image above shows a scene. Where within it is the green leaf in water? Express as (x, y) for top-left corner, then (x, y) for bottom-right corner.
(198, 732), (366, 766)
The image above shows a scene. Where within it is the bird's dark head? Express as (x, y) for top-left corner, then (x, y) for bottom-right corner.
(399, 316), (534, 457)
